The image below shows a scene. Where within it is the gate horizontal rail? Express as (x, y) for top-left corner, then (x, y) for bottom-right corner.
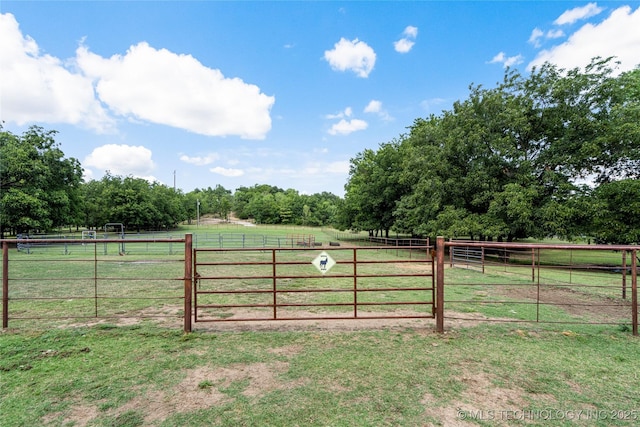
(2, 237), (193, 332)
(193, 245), (435, 323)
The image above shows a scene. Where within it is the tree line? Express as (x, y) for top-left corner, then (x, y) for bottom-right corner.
(0, 126), (342, 237)
(338, 58), (640, 244)
(2, 58), (639, 243)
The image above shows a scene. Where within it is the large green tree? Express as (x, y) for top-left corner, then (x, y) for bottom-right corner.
(341, 142), (406, 237)
(0, 126), (83, 237)
(590, 179), (640, 244)
(233, 184), (340, 226)
(80, 174), (186, 231)
(343, 58), (640, 241)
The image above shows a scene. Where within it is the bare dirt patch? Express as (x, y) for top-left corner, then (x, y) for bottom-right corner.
(422, 369), (556, 426)
(121, 361), (307, 424)
(42, 402), (99, 427)
(65, 304), (505, 334)
(267, 344), (305, 357)
(198, 215), (255, 227)
(191, 308), (436, 333)
(49, 360), (308, 426)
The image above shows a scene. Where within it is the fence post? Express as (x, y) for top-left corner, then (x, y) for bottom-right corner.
(531, 248), (536, 282)
(632, 249), (637, 336)
(184, 234), (193, 333)
(622, 250), (627, 300)
(2, 242), (8, 328)
(272, 249), (277, 320)
(436, 236), (445, 333)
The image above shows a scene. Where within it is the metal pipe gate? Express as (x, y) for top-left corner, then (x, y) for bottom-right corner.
(192, 246), (435, 324)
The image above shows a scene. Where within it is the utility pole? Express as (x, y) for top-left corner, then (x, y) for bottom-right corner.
(197, 199), (200, 227)
(173, 170), (176, 192)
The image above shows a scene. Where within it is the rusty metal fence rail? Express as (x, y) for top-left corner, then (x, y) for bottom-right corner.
(436, 237), (639, 335)
(193, 245), (435, 323)
(3, 234), (638, 335)
(332, 232), (429, 248)
(1, 236), (193, 332)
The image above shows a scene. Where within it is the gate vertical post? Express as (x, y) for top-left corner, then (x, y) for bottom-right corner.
(632, 249), (637, 336)
(353, 247), (358, 318)
(2, 242), (8, 328)
(436, 236), (445, 333)
(272, 249), (277, 320)
(622, 251), (627, 300)
(184, 234), (193, 333)
(531, 248), (535, 282)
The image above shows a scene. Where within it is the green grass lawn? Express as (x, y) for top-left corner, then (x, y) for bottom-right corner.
(2, 226), (639, 425)
(2, 322), (640, 426)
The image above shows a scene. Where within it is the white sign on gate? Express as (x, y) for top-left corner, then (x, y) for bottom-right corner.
(312, 251), (336, 275)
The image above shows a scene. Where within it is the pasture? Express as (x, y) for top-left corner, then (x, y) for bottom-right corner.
(1, 225), (639, 426)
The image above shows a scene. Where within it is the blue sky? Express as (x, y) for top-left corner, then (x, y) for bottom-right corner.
(2, 1), (639, 196)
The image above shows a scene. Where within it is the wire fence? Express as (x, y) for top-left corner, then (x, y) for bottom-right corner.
(439, 238), (639, 334)
(2, 238), (190, 330)
(13, 232), (326, 256)
(2, 235), (639, 335)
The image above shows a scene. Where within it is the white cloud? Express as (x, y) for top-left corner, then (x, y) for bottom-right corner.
(82, 168), (94, 183)
(328, 118), (368, 135)
(528, 28), (545, 47)
(394, 39), (415, 54)
(301, 166), (321, 175)
(529, 27), (565, 48)
(546, 29), (565, 39)
(84, 144), (156, 179)
(325, 160), (350, 174)
(394, 25), (418, 53)
(364, 100), (392, 121)
(529, 6), (640, 73)
(0, 13), (275, 138)
(324, 38), (376, 78)
(254, 160), (349, 178)
(328, 101), (390, 125)
(210, 166), (244, 177)
(421, 97), (447, 113)
(0, 13), (115, 132)
(489, 51), (524, 68)
(364, 100), (382, 114)
(554, 2), (604, 25)
(325, 106), (353, 119)
(76, 42), (275, 139)
(403, 25), (418, 39)
(179, 153), (219, 166)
